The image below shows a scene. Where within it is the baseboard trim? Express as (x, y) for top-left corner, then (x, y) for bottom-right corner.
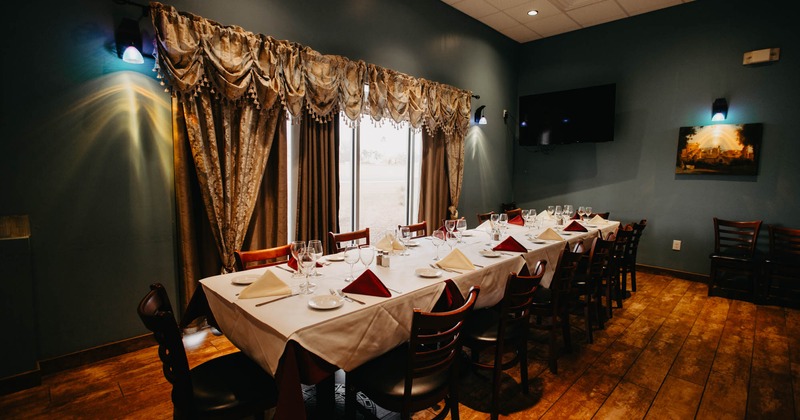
(637, 264), (709, 283)
(0, 369), (41, 396)
(38, 333), (156, 376)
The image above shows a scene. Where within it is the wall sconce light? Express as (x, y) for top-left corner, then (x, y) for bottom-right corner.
(712, 97), (728, 121)
(114, 0), (149, 64)
(474, 105), (487, 125)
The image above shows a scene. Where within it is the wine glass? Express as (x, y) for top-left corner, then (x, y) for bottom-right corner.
(456, 218), (467, 243)
(444, 219), (456, 236)
(298, 250), (317, 294)
(524, 209), (536, 232)
(360, 246), (375, 270)
(498, 213), (508, 237)
(343, 244), (360, 282)
(586, 206), (593, 221)
(431, 230), (445, 260)
(547, 206), (555, 217)
(445, 231), (457, 250)
(308, 239), (324, 276)
(488, 213), (501, 245)
(577, 206), (586, 222)
(290, 240), (306, 278)
(564, 205), (574, 225)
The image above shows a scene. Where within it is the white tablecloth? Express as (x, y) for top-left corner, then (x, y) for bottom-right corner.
(200, 220), (619, 376)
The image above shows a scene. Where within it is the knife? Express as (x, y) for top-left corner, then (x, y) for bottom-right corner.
(255, 293), (299, 307)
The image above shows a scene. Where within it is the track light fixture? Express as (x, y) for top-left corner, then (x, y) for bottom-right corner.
(114, 0), (149, 64)
(712, 97), (728, 121)
(474, 105), (487, 125)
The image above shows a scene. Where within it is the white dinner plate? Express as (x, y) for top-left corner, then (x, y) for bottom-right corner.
(532, 240), (547, 245)
(308, 295), (344, 310)
(462, 231), (473, 237)
(480, 250), (502, 258)
(415, 267), (442, 278)
(586, 225), (597, 228)
(326, 253), (345, 262)
(231, 274), (260, 285)
(406, 241), (420, 247)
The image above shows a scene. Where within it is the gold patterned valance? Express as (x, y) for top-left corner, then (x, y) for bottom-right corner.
(150, 2), (472, 137)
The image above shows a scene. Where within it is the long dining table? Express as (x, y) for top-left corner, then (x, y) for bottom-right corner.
(200, 219), (619, 419)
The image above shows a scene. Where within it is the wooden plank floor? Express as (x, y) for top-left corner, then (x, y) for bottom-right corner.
(2, 272), (799, 419)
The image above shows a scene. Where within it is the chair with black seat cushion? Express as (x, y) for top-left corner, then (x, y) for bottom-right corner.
(621, 219), (647, 293)
(399, 221), (428, 238)
(606, 225), (633, 317)
(462, 261), (546, 420)
(763, 225), (800, 307)
(529, 246), (583, 374)
(234, 244), (291, 271)
(137, 283), (277, 419)
(708, 218), (763, 301)
(328, 227), (370, 253)
(345, 287), (480, 420)
(477, 211), (495, 225)
(571, 236), (614, 344)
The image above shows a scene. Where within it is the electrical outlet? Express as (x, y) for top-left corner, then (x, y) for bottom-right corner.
(672, 240), (681, 251)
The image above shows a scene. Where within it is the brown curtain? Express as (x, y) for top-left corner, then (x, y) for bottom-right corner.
(173, 94), (286, 307)
(418, 129), (450, 234)
(296, 113), (339, 253)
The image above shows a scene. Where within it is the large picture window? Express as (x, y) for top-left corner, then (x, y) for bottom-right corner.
(339, 115), (422, 238)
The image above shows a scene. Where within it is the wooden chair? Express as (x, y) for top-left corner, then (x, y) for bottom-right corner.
(621, 219), (647, 293)
(463, 261), (546, 420)
(504, 208), (522, 220)
(137, 283), (277, 419)
(571, 237), (613, 343)
(529, 246), (583, 374)
(345, 287), (481, 420)
(763, 225), (800, 307)
(328, 228), (370, 253)
(234, 244), (291, 271)
(606, 225), (633, 316)
(477, 211), (495, 225)
(399, 221), (428, 238)
(708, 218), (762, 301)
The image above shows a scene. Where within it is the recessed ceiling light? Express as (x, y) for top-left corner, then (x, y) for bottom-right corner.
(527, 10), (539, 16)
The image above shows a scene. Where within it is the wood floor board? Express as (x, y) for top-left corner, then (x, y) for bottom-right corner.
(2, 274), (799, 419)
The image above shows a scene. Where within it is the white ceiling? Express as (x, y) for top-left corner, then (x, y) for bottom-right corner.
(442, 0), (694, 43)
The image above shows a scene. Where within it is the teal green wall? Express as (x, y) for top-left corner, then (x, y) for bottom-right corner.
(0, 0), (517, 361)
(514, 0), (800, 275)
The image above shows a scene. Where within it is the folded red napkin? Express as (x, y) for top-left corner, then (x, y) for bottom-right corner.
(493, 236), (527, 252)
(342, 269), (391, 297)
(564, 220), (588, 232)
(509, 215), (524, 226)
(287, 256), (323, 271)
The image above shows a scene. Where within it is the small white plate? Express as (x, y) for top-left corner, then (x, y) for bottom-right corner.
(326, 253), (345, 262)
(415, 267), (442, 278)
(480, 250), (502, 258)
(586, 225), (597, 228)
(406, 241), (420, 247)
(308, 295), (344, 310)
(231, 274), (260, 285)
(532, 241), (547, 245)
(462, 231), (473, 237)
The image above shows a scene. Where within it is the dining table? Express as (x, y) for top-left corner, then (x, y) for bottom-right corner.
(200, 218), (619, 419)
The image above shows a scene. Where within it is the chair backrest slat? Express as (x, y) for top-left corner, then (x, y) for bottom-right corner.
(328, 228), (370, 253)
(234, 244), (292, 271)
(769, 225), (800, 258)
(714, 218), (762, 257)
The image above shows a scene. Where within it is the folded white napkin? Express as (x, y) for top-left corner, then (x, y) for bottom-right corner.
(477, 220), (493, 231)
(437, 248), (476, 271)
(375, 234), (395, 252)
(589, 214), (606, 224)
(239, 270), (291, 299)
(392, 237), (406, 250)
(538, 210), (552, 220)
(537, 228), (565, 241)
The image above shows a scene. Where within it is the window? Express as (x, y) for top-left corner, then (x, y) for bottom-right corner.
(339, 115), (422, 238)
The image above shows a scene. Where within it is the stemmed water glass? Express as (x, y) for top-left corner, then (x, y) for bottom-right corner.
(585, 206), (593, 221)
(524, 209), (536, 232)
(399, 226), (411, 256)
(290, 240), (306, 278)
(445, 231), (457, 250)
(308, 239), (324, 276)
(298, 249), (317, 294)
(431, 230), (445, 260)
(360, 246), (375, 271)
(343, 244), (360, 282)
(498, 213), (508, 237)
(488, 213), (501, 245)
(456, 218), (467, 243)
(444, 219), (456, 238)
(577, 206), (586, 222)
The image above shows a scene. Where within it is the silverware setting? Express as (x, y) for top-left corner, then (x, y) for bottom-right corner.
(331, 288), (365, 305)
(275, 265), (295, 274)
(430, 263), (460, 274)
(255, 293), (299, 306)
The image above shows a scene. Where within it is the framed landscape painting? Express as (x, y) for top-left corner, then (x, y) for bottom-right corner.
(675, 123), (763, 175)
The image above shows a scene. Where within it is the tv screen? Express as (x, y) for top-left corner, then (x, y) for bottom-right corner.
(518, 83), (616, 146)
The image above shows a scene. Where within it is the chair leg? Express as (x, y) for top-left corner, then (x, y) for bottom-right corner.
(345, 378), (357, 420)
(584, 292), (593, 344)
(631, 263), (637, 292)
(491, 340), (503, 420)
(561, 310), (572, 353)
(519, 337), (529, 393)
(548, 326), (558, 374)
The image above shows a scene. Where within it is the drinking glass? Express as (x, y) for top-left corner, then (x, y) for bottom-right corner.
(399, 226), (411, 255)
(343, 244), (360, 282)
(488, 213), (501, 245)
(564, 205), (573, 225)
(360, 246), (375, 270)
(444, 219), (456, 235)
(586, 206), (593, 220)
(298, 250), (317, 294)
(498, 213), (508, 237)
(431, 230), (445, 260)
(445, 231), (457, 250)
(524, 209), (536, 232)
(547, 206), (555, 217)
(577, 206), (586, 222)
(456, 218), (467, 243)
(308, 239), (324, 276)
(290, 240), (306, 278)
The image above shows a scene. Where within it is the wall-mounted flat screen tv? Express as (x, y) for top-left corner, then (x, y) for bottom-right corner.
(518, 83), (616, 146)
